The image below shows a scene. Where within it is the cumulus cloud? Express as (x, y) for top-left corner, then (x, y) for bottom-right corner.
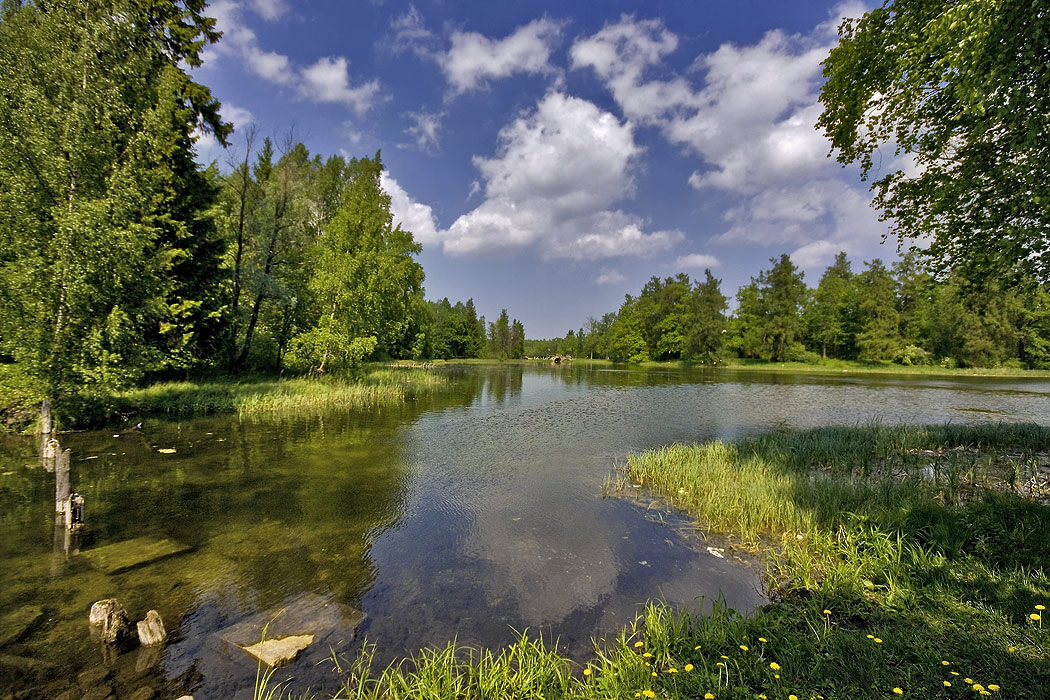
(389, 4), (437, 57)
(441, 18), (565, 94)
(596, 268), (626, 285)
(572, 3), (886, 261)
(248, 0), (289, 22)
(382, 173), (441, 246)
(441, 92), (682, 258)
(674, 253), (722, 269)
(204, 1), (380, 113)
(400, 110), (445, 152)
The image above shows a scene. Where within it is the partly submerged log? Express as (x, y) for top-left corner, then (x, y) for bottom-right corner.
(136, 610), (167, 647)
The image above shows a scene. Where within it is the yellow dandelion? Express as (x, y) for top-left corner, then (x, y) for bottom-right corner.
(866, 634), (874, 639)
(716, 662), (725, 667)
(874, 638), (883, 643)
(759, 696), (767, 700)
(635, 693), (641, 698)
(987, 684), (1000, 691)
(740, 644), (749, 651)
(789, 695), (798, 700)
(1007, 646), (1016, 653)
(823, 609), (831, 615)
(964, 678), (974, 684)
(694, 645), (702, 650)
(684, 664), (694, 672)
(643, 652), (653, 658)
(774, 674), (780, 679)
(634, 641), (645, 648)
(704, 694), (714, 700)
(583, 668), (592, 677)
(758, 637), (768, 643)
(941, 661), (950, 666)
(950, 671), (960, 676)
(980, 692), (991, 697)
(642, 691), (656, 699)
(651, 672), (658, 677)
(1036, 605), (1046, 610)
(646, 662), (651, 667)
(893, 689), (903, 695)
(1030, 613), (1041, 621)
(720, 655), (729, 659)
(770, 662), (781, 671)
(667, 668), (678, 674)
(943, 681), (952, 688)
(973, 684), (985, 692)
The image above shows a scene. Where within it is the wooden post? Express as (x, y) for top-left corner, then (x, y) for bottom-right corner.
(55, 448), (71, 516)
(40, 399), (54, 469)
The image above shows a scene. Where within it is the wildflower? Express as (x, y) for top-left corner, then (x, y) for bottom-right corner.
(740, 644), (749, 651)
(943, 682), (952, 687)
(720, 655), (729, 659)
(1007, 646), (1016, 653)
(866, 634), (874, 639)
(634, 641), (645, 648)
(646, 662), (651, 667)
(973, 684), (985, 692)
(684, 664), (694, 672)
(789, 695), (798, 700)
(704, 694), (714, 700)
(642, 691), (656, 699)
(941, 661), (950, 666)
(823, 609), (831, 615)
(1036, 605), (1046, 610)
(774, 675), (780, 679)
(667, 668), (678, 674)
(716, 662), (725, 667)
(964, 678), (974, 684)
(583, 668), (592, 677)
(635, 693), (641, 698)
(651, 672), (658, 677)
(758, 637), (767, 643)
(770, 662), (781, 671)
(980, 692), (991, 697)
(759, 696), (767, 700)
(694, 645), (702, 650)
(643, 652), (653, 658)
(987, 685), (1000, 691)
(893, 689), (903, 695)
(873, 638), (883, 643)
(1030, 613), (1041, 621)
(950, 671), (959, 676)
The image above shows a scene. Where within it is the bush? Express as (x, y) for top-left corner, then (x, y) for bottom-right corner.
(894, 344), (932, 366)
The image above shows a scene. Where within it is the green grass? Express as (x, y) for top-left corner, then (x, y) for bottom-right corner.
(325, 424), (1049, 700)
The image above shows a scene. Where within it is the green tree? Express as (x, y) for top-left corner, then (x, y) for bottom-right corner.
(819, 0), (1050, 280)
(805, 252), (853, 359)
(682, 270), (728, 364)
(0, 0), (229, 406)
(758, 255), (807, 361)
(727, 281), (765, 359)
(854, 259), (902, 361)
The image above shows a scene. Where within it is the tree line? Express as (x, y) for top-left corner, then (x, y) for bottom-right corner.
(0, 1), (524, 416)
(543, 253), (1050, 369)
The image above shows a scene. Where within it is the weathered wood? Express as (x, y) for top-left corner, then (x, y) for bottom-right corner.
(55, 448), (70, 515)
(136, 610), (167, 646)
(40, 399), (52, 435)
(88, 599), (131, 646)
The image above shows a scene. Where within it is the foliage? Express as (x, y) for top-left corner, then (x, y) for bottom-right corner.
(818, 0), (1050, 281)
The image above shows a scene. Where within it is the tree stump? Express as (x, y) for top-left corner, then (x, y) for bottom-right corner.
(89, 599), (131, 646)
(136, 610), (167, 646)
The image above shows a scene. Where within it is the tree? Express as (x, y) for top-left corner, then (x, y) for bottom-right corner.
(0, 0), (229, 405)
(819, 0), (1050, 280)
(758, 255), (808, 361)
(683, 270), (728, 364)
(805, 252), (853, 359)
(854, 259), (902, 361)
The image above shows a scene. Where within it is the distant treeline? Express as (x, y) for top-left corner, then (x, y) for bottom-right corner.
(535, 252), (1050, 369)
(423, 300), (525, 360)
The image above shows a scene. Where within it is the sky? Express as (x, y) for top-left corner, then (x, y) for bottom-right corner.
(193, 0), (904, 338)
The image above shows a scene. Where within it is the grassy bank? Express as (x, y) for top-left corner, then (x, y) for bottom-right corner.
(110, 366), (449, 421)
(568, 357), (1050, 378)
(321, 424), (1049, 700)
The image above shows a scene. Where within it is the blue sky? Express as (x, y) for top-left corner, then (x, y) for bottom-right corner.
(193, 0), (901, 338)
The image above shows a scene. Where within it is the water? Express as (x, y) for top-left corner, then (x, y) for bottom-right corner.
(2, 364), (1048, 698)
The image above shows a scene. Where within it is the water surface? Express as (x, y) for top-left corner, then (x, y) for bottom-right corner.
(2, 364), (1048, 698)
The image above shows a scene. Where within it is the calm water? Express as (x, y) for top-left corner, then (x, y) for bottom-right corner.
(2, 364), (1049, 698)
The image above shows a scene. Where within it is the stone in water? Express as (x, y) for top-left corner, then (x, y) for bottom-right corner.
(89, 599), (131, 646)
(81, 535), (191, 574)
(239, 634), (314, 668)
(0, 607), (43, 648)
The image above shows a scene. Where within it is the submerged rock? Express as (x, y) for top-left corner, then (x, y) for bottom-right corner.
(81, 535), (192, 575)
(77, 665), (112, 689)
(136, 610), (167, 646)
(0, 607), (43, 648)
(239, 634), (314, 668)
(89, 599), (131, 646)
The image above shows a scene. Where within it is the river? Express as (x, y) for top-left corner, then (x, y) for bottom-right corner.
(1, 364), (1048, 698)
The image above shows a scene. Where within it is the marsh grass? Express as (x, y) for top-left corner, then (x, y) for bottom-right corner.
(330, 424), (1049, 700)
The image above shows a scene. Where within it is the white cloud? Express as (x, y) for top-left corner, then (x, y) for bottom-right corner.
(400, 110), (445, 152)
(674, 253), (722, 269)
(389, 4), (436, 57)
(381, 173), (441, 246)
(204, 2), (380, 113)
(572, 4), (888, 260)
(442, 19), (565, 94)
(790, 239), (843, 269)
(439, 92), (682, 259)
(596, 268), (626, 285)
(248, 0), (289, 22)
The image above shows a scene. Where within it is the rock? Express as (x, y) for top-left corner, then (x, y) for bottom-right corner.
(81, 536), (192, 575)
(128, 687), (155, 700)
(174, 696), (194, 700)
(0, 607), (44, 648)
(239, 634), (314, 668)
(81, 685), (113, 700)
(136, 610), (167, 646)
(77, 665), (112, 689)
(89, 600), (131, 646)
(53, 689), (78, 700)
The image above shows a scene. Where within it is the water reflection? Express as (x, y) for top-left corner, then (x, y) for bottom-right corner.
(1, 364), (1048, 698)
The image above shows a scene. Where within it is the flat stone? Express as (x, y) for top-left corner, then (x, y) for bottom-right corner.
(239, 634), (314, 668)
(81, 536), (191, 574)
(215, 594), (364, 651)
(0, 607), (43, 648)
(77, 666), (112, 688)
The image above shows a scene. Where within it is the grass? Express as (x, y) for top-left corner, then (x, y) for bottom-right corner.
(111, 365), (450, 420)
(323, 423), (1049, 700)
(571, 357), (1050, 378)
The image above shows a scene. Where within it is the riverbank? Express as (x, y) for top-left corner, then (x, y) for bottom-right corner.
(330, 423), (1049, 700)
(567, 357), (1050, 378)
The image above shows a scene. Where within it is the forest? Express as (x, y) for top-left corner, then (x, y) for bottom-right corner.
(534, 252), (1050, 369)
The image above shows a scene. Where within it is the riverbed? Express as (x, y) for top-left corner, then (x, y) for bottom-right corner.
(1, 364), (1047, 698)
